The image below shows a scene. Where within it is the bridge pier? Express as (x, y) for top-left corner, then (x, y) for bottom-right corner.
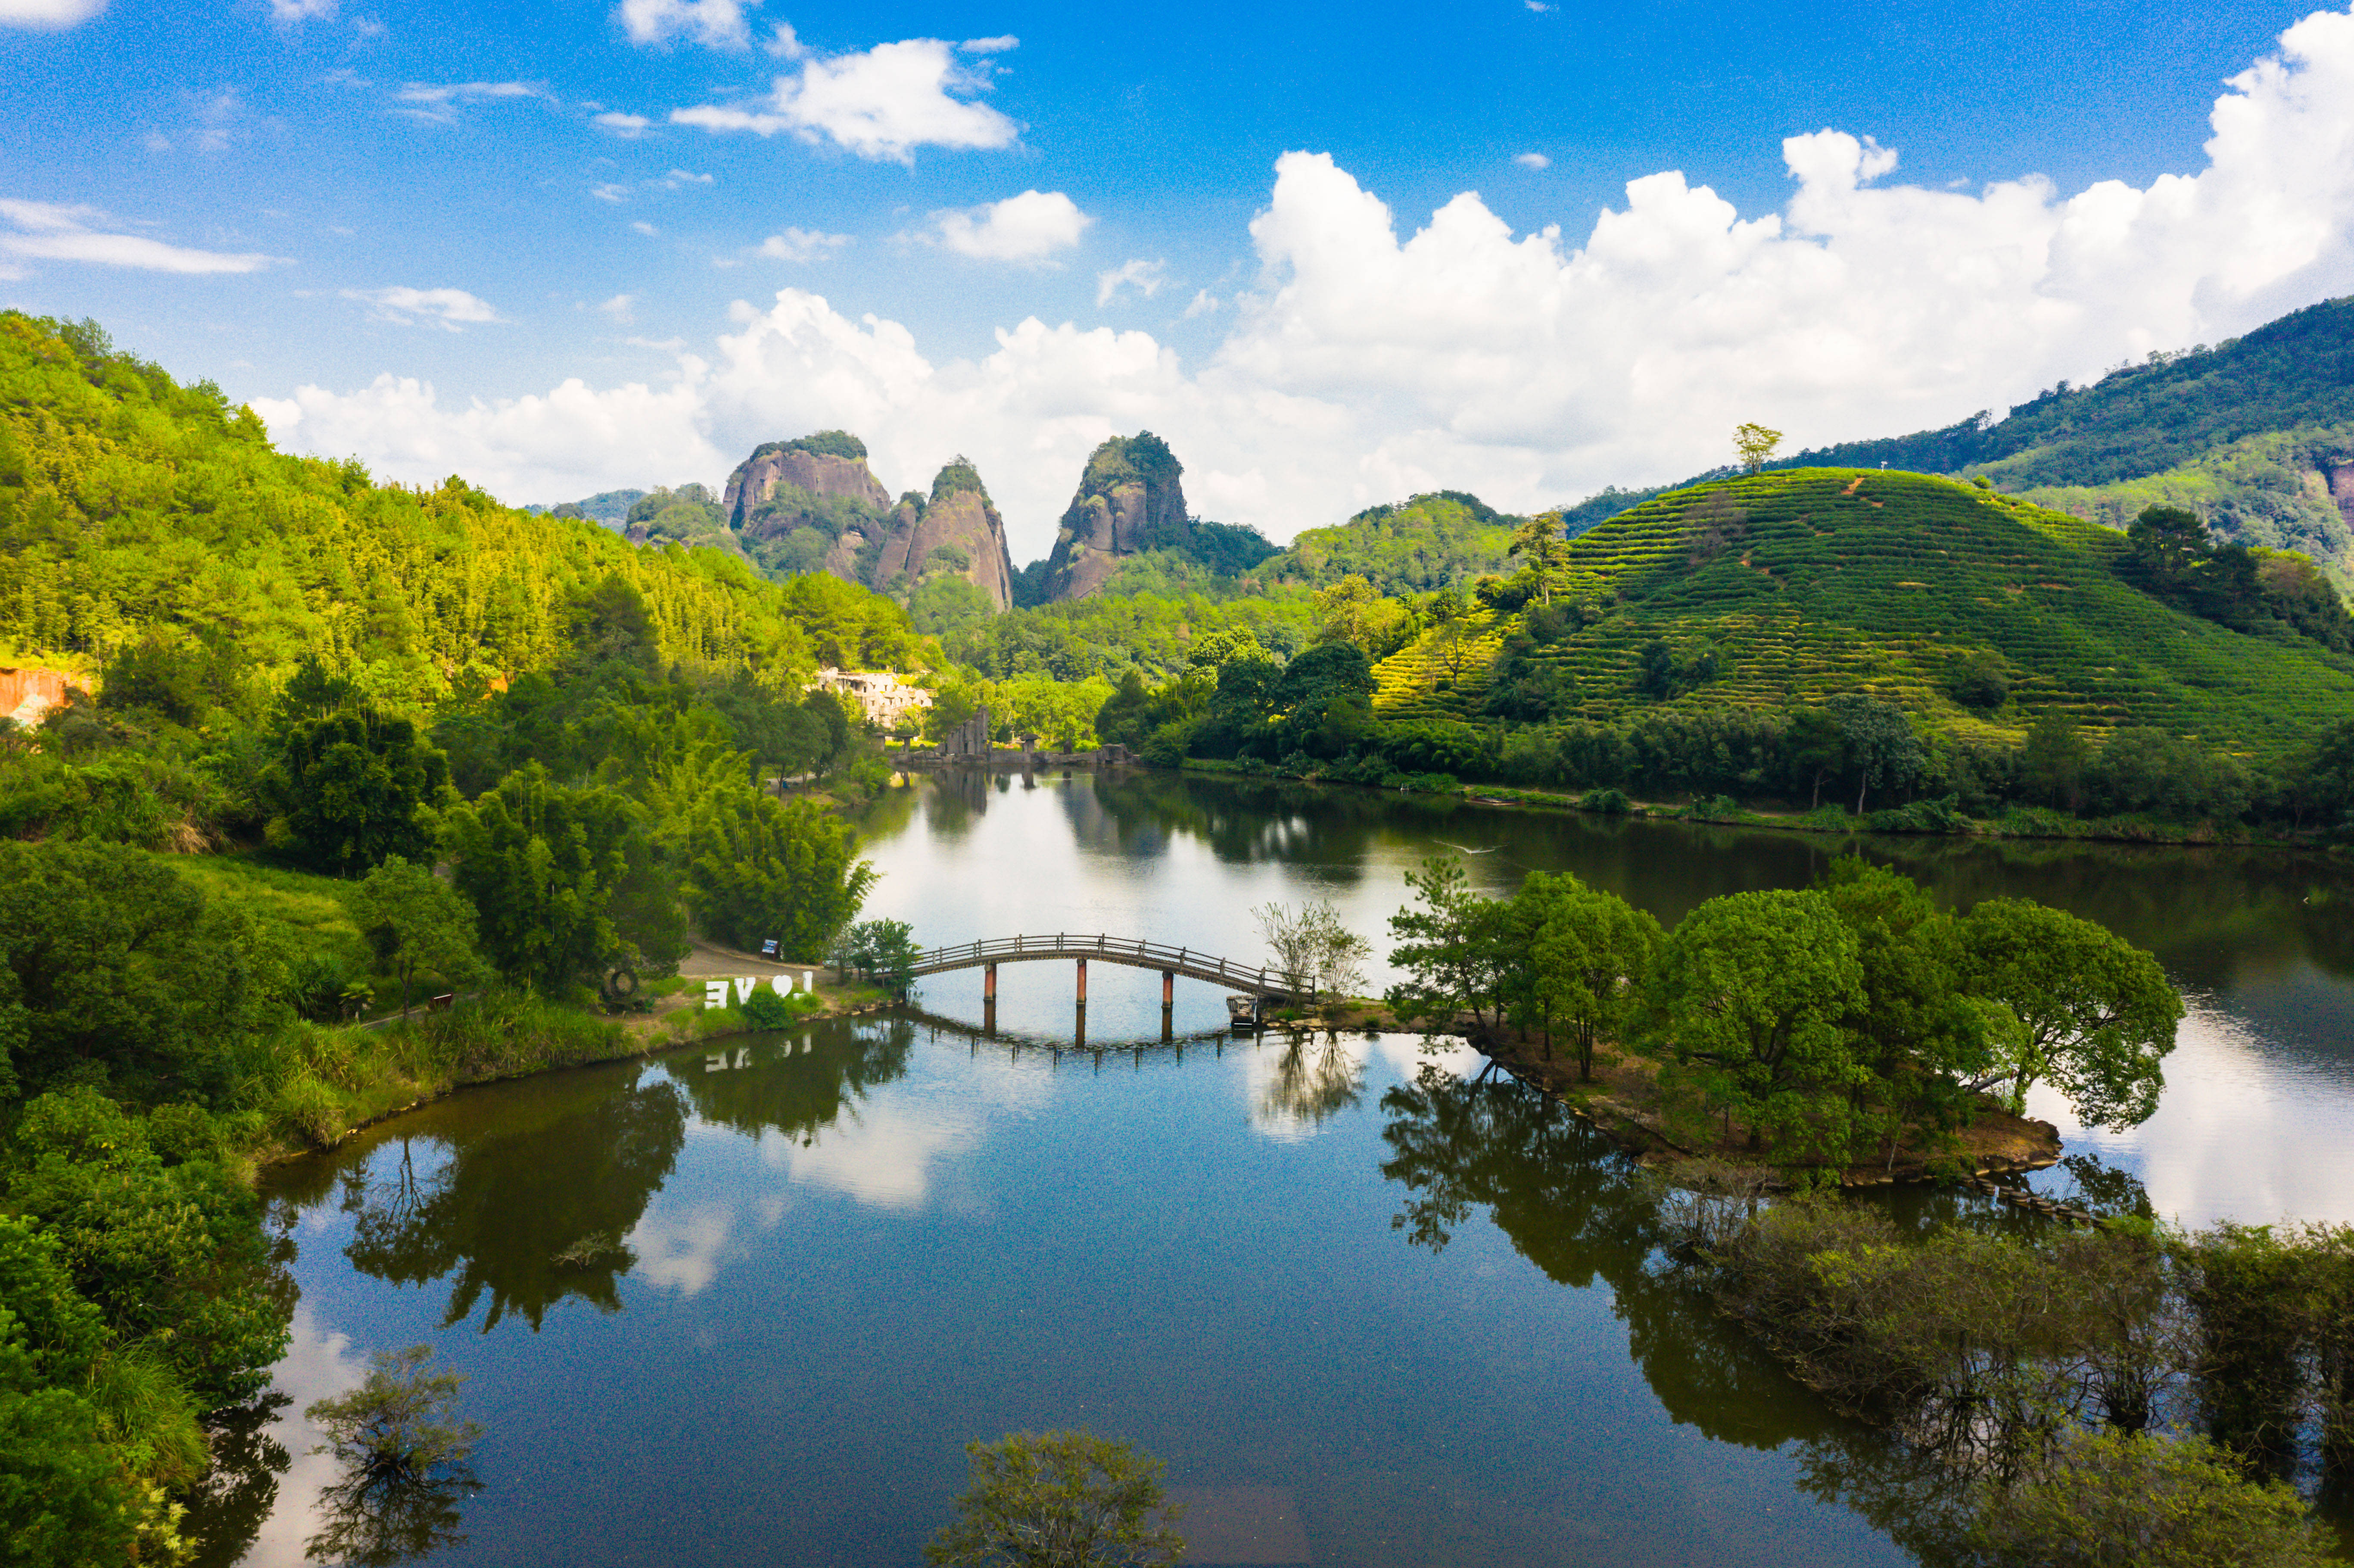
(984, 962), (997, 1004)
(1076, 957), (1087, 1008)
(1160, 969), (1174, 1014)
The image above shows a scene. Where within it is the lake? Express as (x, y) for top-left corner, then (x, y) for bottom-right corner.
(218, 770), (2354, 1566)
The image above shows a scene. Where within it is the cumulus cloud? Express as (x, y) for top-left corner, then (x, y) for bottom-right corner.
(269, 0), (336, 19)
(961, 34), (1018, 53)
(935, 190), (1089, 262)
(596, 293), (636, 323)
(254, 369), (723, 506)
(339, 286), (503, 330)
(591, 183), (631, 203)
(0, 0), (107, 28)
(263, 6), (2354, 554)
(756, 226), (850, 261)
(673, 34), (1019, 162)
(616, 0), (749, 50)
(0, 198), (283, 273)
(1096, 257), (1166, 306)
(594, 110), (653, 136)
(393, 81), (544, 123)
(1513, 151), (1550, 170)
(660, 168), (714, 188)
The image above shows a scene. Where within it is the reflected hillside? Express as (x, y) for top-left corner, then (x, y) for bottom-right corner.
(332, 1067), (689, 1331)
(661, 1020), (914, 1144)
(1379, 1066), (1854, 1451)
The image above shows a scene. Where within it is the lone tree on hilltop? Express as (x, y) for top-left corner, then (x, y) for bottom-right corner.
(1507, 510), (1571, 605)
(1733, 422), (1783, 473)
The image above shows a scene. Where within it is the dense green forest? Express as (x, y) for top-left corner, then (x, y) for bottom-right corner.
(0, 312), (931, 1562)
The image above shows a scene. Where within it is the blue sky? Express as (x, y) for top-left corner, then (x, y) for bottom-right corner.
(5, 0), (2353, 554)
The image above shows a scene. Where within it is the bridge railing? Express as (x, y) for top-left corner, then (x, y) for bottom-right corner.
(908, 933), (1297, 994)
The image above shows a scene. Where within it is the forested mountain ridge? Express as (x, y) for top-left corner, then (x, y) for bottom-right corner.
(1251, 490), (1523, 595)
(1741, 294), (2354, 582)
(1370, 469), (2354, 755)
(0, 314), (927, 694)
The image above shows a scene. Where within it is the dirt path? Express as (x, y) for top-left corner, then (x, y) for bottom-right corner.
(677, 936), (824, 980)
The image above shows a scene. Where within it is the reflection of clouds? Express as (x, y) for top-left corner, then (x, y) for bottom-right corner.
(760, 1100), (976, 1210)
(1364, 1033), (1482, 1079)
(627, 1203), (738, 1296)
(633, 1051), (1062, 1297)
(235, 1305), (370, 1568)
(2029, 993), (2354, 1227)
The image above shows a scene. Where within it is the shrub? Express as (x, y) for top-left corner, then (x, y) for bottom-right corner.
(1963, 1428), (2329, 1568)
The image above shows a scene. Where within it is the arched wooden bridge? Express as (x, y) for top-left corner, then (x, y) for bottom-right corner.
(908, 934), (1300, 1013)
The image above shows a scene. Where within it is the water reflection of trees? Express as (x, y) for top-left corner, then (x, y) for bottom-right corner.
(663, 1020), (913, 1143)
(307, 1023), (919, 1333)
(1377, 1064), (1840, 1449)
(1255, 1033), (1365, 1132)
(303, 1465), (480, 1567)
(336, 1070), (689, 1331)
(181, 1392), (293, 1568)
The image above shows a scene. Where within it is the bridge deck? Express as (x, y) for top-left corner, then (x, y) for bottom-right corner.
(909, 935), (1298, 998)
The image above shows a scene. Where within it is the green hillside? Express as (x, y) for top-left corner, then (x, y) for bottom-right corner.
(1769, 295), (2354, 485)
(0, 314), (925, 693)
(1253, 490), (1521, 594)
(1370, 468), (2354, 754)
(1722, 295), (2354, 581)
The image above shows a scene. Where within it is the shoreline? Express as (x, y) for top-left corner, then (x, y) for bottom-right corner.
(1173, 757), (2343, 856)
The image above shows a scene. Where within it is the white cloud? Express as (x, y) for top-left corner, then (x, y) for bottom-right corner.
(672, 34), (1019, 162)
(393, 81), (544, 123)
(254, 367), (722, 504)
(757, 226), (850, 261)
(616, 0), (750, 50)
(935, 190), (1089, 262)
(1514, 151), (1550, 170)
(339, 286), (504, 330)
(0, 198), (283, 273)
(594, 110), (653, 136)
(631, 220), (659, 236)
(1096, 257), (1166, 306)
(0, 0), (106, 28)
(194, 86), (242, 151)
(660, 168), (715, 188)
(592, 183), (631, 203)
(1184, 289), (1220, 318)
(960, 34), (1018, 53)
(597, 293), (636, 323)
(259, 6), (2354, 553)
(269, 0), (335, 19)
(1526, 1), (1555, 11)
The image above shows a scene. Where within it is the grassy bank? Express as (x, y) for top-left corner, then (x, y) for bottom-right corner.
(1178, 755), (2342, 851)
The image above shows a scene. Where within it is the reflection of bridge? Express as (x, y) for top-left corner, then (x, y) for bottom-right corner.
(910, 934), (1298, 1026)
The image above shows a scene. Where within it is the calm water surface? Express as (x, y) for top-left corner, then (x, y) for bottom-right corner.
(225, 772), (2354, 1566)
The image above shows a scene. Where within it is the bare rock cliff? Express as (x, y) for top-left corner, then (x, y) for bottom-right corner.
(1037, 432), (1192, 601)
(722, 434), (891, 540)
(869, 459), (1017, 611)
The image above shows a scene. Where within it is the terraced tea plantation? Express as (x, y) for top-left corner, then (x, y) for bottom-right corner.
(1370, 469), (2354, 752)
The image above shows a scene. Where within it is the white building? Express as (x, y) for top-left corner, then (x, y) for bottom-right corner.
(814, 667), (933, 728)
